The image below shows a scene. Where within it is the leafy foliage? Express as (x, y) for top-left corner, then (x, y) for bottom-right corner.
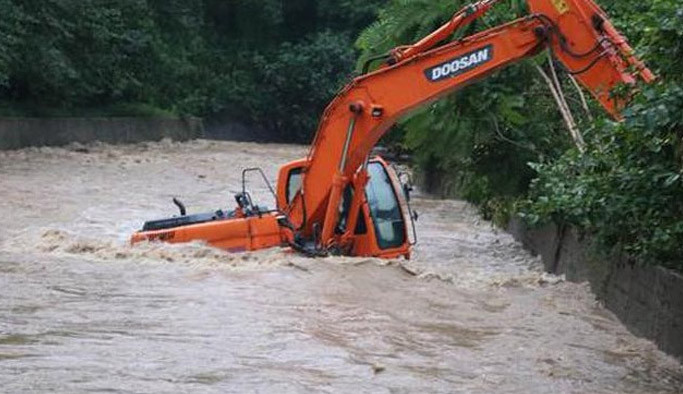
(356, 0), (576, 215)
(523, 0), (683, 270)
(0, 0), (383, 142)
(1, 1), (160, 106)
(524, 84), (683, 269)
(242, 32), (357, 141)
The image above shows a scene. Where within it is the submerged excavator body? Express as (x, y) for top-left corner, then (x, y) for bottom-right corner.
(132, 157), (414, 259)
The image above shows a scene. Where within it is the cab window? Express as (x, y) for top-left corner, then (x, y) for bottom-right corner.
(365, 162), (406, 249)
(336, 186), (367, 235)
(286, 168), (303, 204)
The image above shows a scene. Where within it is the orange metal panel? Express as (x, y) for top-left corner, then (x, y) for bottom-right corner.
(131, 214), (285, 252)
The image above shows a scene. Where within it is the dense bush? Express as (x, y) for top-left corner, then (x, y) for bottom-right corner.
(523, 0), (683, 270)
(240, 32), (357, 141)
(0, 0), (383, 142)
(357, 0), (576, 216)
(524, 85), (683, 269)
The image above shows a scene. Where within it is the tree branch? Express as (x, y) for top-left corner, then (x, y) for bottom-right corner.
(535, 60), (586, 153)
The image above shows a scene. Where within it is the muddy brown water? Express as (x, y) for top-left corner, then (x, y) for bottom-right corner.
(1, 140), (681, 393)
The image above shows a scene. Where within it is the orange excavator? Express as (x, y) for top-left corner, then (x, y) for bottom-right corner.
(132, 0), (654, 259)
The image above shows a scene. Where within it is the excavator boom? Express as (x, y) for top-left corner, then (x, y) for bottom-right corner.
(132, 0), (653, 259)
(288, 0), (654, 246)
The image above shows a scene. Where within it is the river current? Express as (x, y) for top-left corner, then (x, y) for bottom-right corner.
(1, 140), (681, 393)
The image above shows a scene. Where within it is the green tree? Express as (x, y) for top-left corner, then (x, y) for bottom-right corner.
(524, 0), (683, 270)
(0, 0), (385, 141)
(356, 0), (574, 219)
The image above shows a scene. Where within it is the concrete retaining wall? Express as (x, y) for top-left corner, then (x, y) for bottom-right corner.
(0, 117), (204, 150)
(508, 218), (683, 361)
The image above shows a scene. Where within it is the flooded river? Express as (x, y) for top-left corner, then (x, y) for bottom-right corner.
(1, 140), (681, 393)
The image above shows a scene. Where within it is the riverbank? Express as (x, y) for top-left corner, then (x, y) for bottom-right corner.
(0, 117), (203, 150)
(508, 219), (683, 361)
(418, 166), (683, 363)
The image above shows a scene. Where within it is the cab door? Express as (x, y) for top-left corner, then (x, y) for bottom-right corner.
(352, 158), (412, 259)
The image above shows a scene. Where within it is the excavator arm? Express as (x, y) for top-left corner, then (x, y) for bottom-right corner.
(132, 0), (653, 259)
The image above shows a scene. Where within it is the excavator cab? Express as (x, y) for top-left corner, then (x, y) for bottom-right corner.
(277, 157), (413, 259)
